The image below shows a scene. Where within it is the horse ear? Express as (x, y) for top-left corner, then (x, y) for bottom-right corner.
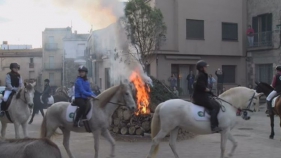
(31, 82), (36, 87)
(256, 93), (263, 97)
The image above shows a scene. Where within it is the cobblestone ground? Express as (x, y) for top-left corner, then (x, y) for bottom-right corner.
(4, 104), (281, 158)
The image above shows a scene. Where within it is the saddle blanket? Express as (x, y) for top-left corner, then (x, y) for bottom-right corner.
(40, 96), (54, 105)
(190, 103), (210, 121)
(66, 104), (93, 122)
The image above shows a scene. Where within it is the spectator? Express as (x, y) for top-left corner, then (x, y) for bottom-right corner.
(247, 25), (255, 47)
(215, 68), (224, 95)
(186, 71), (195, 98)
(168, 74), (177, 89)
(208, 74), (216, 91)
(173, 87), (179, 97)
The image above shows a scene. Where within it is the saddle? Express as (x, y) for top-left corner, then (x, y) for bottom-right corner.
(1, 91), (16, 111)
(67, 103), (92, 132)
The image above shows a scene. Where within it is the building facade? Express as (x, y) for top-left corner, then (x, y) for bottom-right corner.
(63, 32), (89, 87)
(42, 27), (72, 88)
(0, 48), (42, 89)
(246, 0), (281, 86)
(147, 0), (248, 95)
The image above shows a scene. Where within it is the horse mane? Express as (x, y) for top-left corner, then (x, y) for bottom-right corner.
(16, 89), (22, 99)
(96, 85), (121, 108)
(260, 82), (273, 90)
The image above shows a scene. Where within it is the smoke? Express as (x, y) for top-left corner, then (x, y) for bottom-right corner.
(51, 0), (125, 29)
(51, 0), (152, 86)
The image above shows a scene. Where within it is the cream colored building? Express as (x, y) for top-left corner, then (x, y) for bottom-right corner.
(42, 27), (72, 88)
(0, 48), (42, 88)
(147, 0), (248, 95)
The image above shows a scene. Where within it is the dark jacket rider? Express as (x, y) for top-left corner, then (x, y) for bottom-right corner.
(192, 60), (221, 133)
(42, 79), (51, 104)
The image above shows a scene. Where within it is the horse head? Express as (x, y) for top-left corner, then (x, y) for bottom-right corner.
(20, 82), (36, 108)
(119, 81), (137, 111)
(255, 81), (273, 95)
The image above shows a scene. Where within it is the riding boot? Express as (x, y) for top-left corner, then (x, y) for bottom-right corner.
(210, 108), (221, 133)
(267, 101), (273, 115)
(74, 108), (82, 127)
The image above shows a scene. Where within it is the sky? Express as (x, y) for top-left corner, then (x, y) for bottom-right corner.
(0, 0), (125, 48)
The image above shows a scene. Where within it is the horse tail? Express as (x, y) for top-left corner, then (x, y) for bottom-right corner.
(151, 103), (162, 157)
(40, 112), (47, 138)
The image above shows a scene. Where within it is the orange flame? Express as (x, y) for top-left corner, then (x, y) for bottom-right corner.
(129, 71), (150, 115)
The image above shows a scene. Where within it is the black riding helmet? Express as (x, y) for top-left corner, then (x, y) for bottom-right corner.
(44, 79), (50, 83)
(196, 60), (208, 71)
(10, 63), (20, 70)
(78, 65), (88, 73)
(276, 65), (281, 71)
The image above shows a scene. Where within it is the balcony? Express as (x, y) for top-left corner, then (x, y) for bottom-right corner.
(44, 63), (62, 70)
(29, 63), (34, 68)
(247, 31), (273, 50)
(45, 43), (58, 51)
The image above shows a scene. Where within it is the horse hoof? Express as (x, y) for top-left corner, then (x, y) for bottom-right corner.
(269, 136), (274, 139)
(28, 121), (32, 124)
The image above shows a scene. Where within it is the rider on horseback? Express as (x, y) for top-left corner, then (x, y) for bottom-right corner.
(74, 66), (96, 127)
(0, 63), (22, 117)
(42, 79), (51, 105)
(266, 65), (281, 115)
(193, 60), (221, 133)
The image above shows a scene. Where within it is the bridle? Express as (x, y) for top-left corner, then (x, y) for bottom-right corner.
(17, 88), (33, 108)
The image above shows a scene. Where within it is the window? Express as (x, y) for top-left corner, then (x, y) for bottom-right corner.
(186, 19), (204, 39)
(49, 56), (54, 69)
(49, 73), (54, 85)
(30, 58), (34, 63)
(222, 65), (236, 83)
(145, 64), (150, 76)
(255, 64), (273, 84)
(222, 23), (238, 41)
(252, 13), (273, 47)
(77, 44), (85, 57)
(105, 68), (111, 89)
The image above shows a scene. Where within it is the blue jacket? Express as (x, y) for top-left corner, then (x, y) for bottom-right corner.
(75, 77), (96, 99)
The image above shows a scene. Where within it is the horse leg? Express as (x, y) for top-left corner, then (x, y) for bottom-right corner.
(29, 109), (36, 124)
(14, 122), (20, 139)
(269, 114), (275, 139)
(220, 129), (229, 158)
(93, 130), (100, 158)
(60, 127), (75, 158)
(226, 132), (238, 158)
(22, 122), (28, 138)
(169, 127), (180, 158)
(40, 108), (45, 117)
(1, 122), (7, 139)
(147, 129), (169, 158)
(101, 129), (115, 158)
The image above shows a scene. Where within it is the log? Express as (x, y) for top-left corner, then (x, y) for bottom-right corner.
(113, 118), (120, 126)
(120, 127), (128, 135)
(117, 108), (123, 119)
(129, 126), (136, 135)
(113, 127), (120, 134)
(136, 127), (144, 136)
(123, 109), (132, 121)
(141, 121), (150, 132)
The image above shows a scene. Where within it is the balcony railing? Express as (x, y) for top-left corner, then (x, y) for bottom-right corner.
(247, 31), (273, 49)
(45, 43), (58, 51)
(44, 63), (62, 70)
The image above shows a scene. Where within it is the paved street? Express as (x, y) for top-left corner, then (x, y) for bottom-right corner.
(3, 104), (281, 158)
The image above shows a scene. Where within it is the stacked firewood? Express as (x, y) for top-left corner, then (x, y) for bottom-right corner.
(110, 106), (152, 136)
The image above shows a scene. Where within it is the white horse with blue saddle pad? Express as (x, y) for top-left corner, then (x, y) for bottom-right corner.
(147, 87), (262, 158)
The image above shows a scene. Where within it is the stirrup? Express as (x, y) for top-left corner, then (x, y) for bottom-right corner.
(211, 127), (222, 133)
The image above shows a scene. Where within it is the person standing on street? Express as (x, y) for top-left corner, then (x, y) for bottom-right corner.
(215, 68), (224, 95)
(186, 71), (195, 98)
(168, 74), (177, 89)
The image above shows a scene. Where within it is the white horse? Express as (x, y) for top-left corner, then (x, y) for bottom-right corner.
(40, 82), (136, 158)
(0, 82), (36, 139)
(147, 87), (262, 158)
